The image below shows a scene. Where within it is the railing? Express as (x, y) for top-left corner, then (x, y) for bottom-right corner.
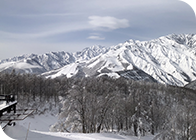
(0, 95), (17, 132)
(0, 94), (16, 104)
(0, 94), (34, 130)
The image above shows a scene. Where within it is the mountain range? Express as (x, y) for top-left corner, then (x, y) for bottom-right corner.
(1, 34), (196, 86)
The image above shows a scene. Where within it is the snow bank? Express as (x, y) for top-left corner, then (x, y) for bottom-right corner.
(1, 113), (156, 140)
(17, 114), (58, 132)
(3, 124), (70, 140)
(2, 125), (156, 140)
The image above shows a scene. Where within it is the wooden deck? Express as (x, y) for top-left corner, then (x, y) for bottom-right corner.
(0, 101), (17, 115)
(0, 94), (34, 130)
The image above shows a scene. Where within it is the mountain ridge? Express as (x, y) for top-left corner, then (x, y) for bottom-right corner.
(0, 45), (108, 74)
(1, 33), (196, 86)
(43, 33), (196, 86)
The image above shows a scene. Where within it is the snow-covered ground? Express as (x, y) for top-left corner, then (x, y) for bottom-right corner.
(1, 113), (156, 140)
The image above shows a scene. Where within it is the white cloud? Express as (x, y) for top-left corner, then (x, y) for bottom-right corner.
(87, 35), (105, 40)
(0, 22), (90, 40)
(88, 16), (129, 30)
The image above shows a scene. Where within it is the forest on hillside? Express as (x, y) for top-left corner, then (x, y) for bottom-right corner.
(0, 70), (196, 140)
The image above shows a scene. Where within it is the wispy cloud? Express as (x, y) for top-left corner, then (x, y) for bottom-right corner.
(88, 16), (130, 30)
(0, 0), (195, 59)
(0, 22), (90, 40)
(87, 35), (105, 40)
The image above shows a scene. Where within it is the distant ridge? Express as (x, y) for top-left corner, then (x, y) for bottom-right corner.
(0, 45), (108, 74)
(1, 34), (196, 86)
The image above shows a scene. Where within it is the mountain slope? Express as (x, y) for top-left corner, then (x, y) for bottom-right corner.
(1, 34), (196, 86)
(184, 79), (196, 90)
(43, 34), (196, 86)
(0, 45), (108, 74)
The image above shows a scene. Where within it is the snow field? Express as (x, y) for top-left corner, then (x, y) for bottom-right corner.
(1, 113), (156, 140)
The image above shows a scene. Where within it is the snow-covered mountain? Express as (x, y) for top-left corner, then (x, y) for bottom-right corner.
(0, 45), (108, 74)
(184, 79), (196, 90)
(1, 34), (196, 86)
(43, 34), (196, 86)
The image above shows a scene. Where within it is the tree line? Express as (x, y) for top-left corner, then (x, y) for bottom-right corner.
(51, 76), (196, 140)
(1, 70), (196, 139)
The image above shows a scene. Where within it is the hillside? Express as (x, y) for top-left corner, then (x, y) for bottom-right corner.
(0, 46), (108, 74)
(44, 34), (196, 86)
(1, 34), (196, 86)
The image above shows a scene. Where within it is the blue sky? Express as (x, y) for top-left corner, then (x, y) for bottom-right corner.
(0, 0), (196, 59)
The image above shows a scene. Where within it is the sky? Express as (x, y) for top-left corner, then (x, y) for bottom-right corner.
(0, 0), (196, 60)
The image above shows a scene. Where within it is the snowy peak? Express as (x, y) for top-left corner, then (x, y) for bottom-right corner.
(0, 45), (107, 74)
(44, 34), (196, 86)
(165, 34), (196, 48)
(73, 45), (108, 61)
(1, 34), (196, 86)
(0, 58), (45, 74)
